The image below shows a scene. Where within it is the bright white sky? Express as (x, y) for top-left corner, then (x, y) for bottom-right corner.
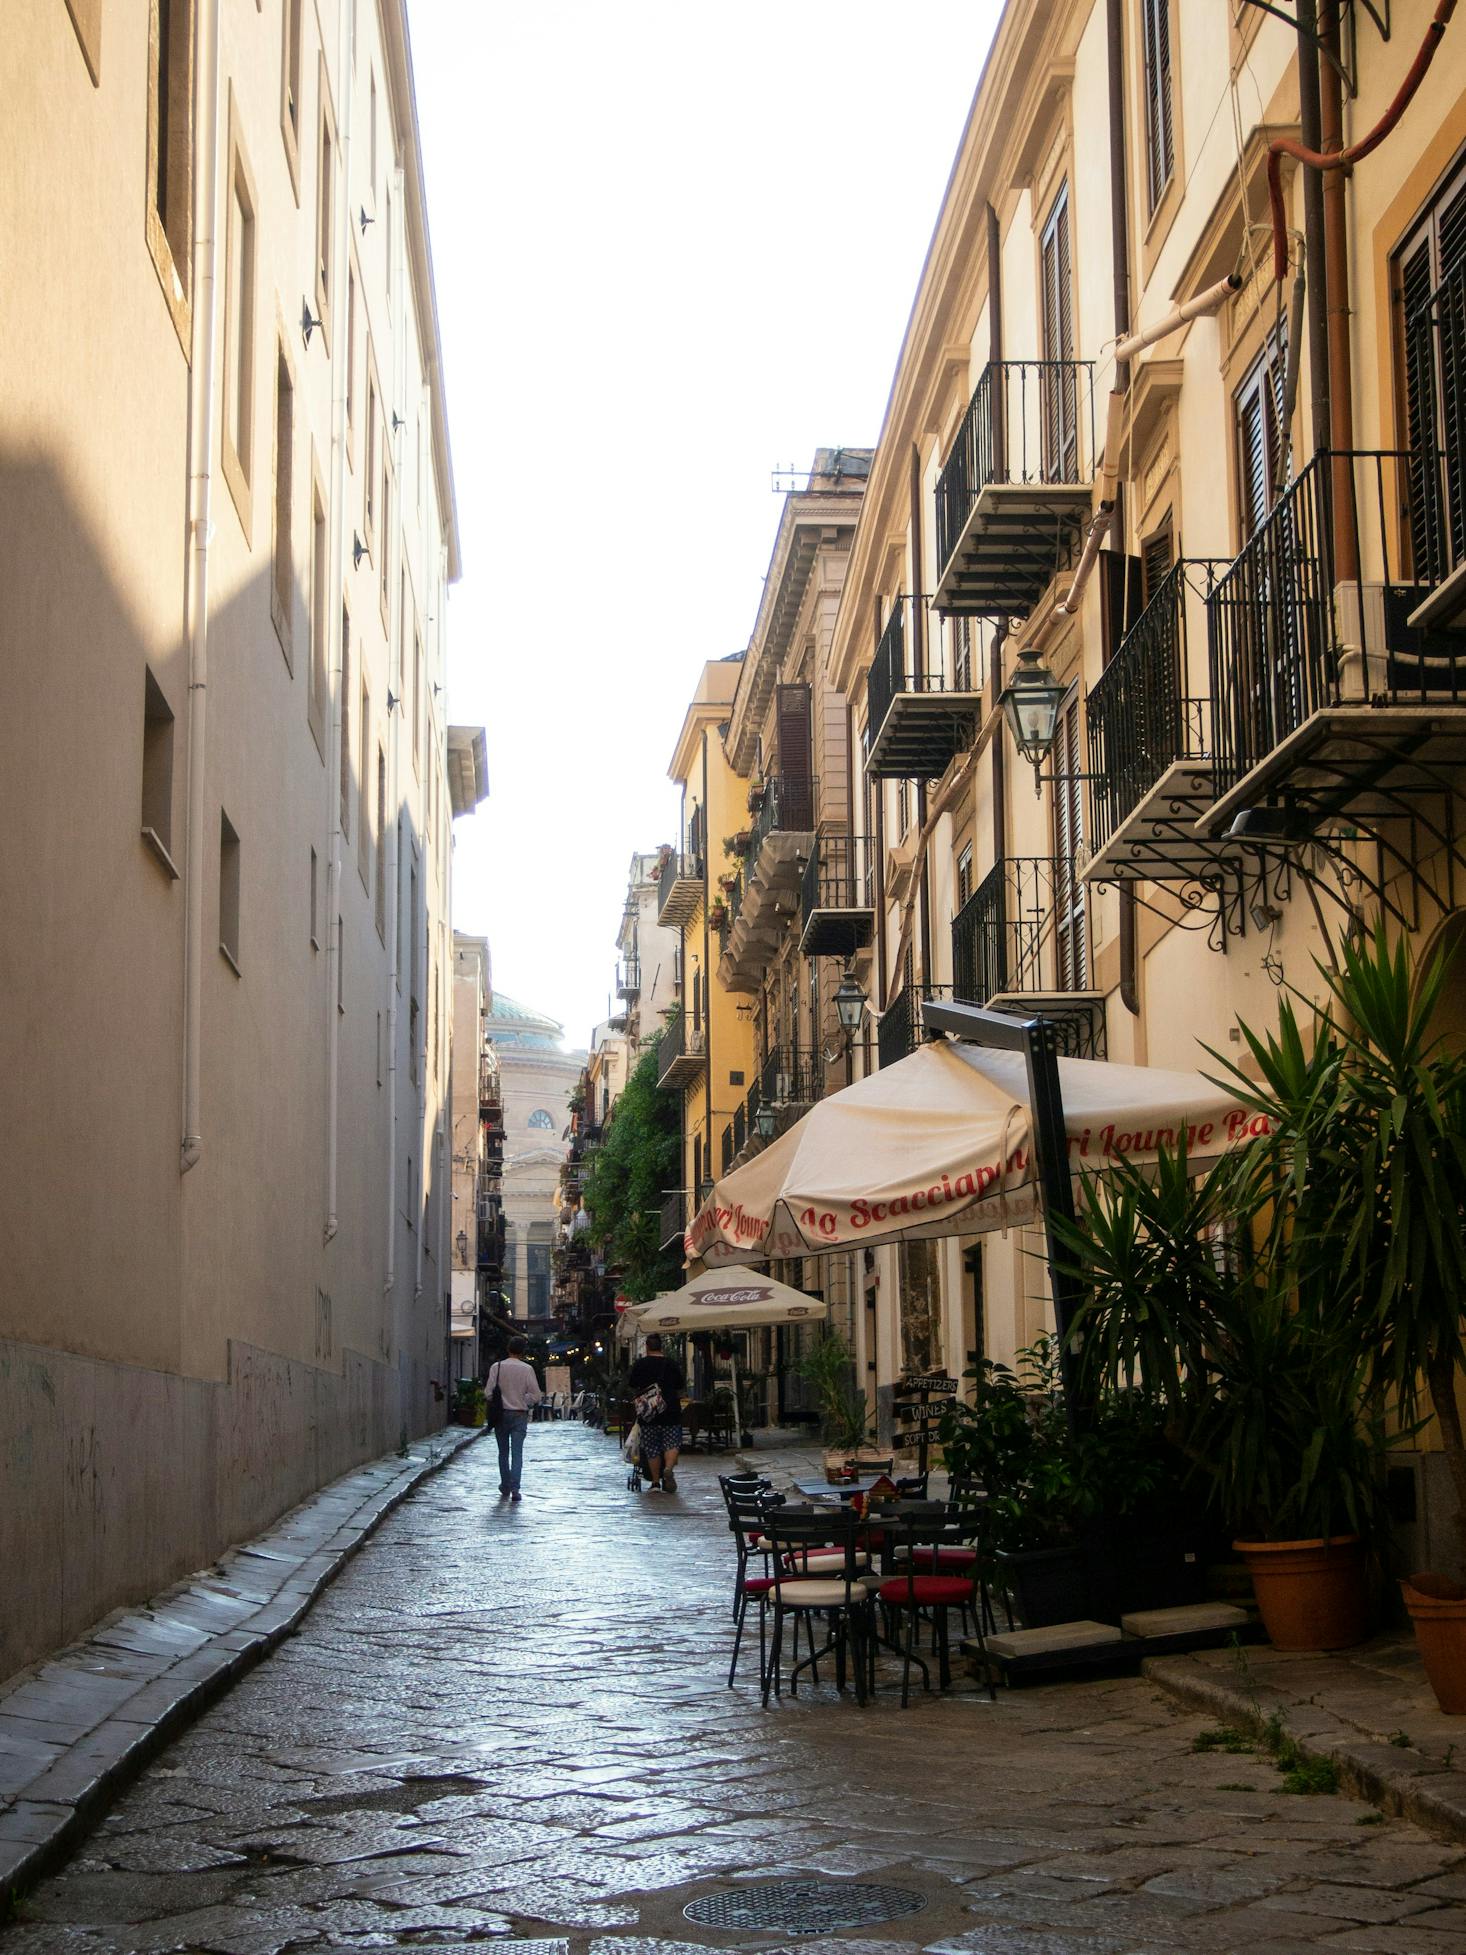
(408, 2), (997, 1048)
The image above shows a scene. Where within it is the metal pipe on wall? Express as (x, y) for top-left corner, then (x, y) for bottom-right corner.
(1107, 0), (1141, 1019)
(986, 204), (1008, 875)
(179, 0), (224, 1174)
(1296, 0), (1333, 453)
(1320, 0), (1358, 581)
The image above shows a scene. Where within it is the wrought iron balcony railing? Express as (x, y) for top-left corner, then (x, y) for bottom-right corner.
(1086, 560), (1229, 850)
(866, 598), (981, 778)
(747, 772), (817, 851)
(616, 956), (640, 999)
(1205, 450), (1466, 807)
(655, 1011), (706, 1090)
(719, 777), (819, 991)
(952, 857), (1094, 1000)
(800, 834), (874, 957)
(659, 1188), (686, 1253)
(656, 852), (703, 927)
(934, 360), (1097, 616)
(759, 1044), (820, 1112)
(876, 983), (954, 1071)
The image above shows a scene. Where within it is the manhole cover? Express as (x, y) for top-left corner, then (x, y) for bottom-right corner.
(684, 1881), (928, 1936)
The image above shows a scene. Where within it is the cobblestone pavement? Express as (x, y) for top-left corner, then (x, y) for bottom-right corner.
(8, 1424), (1466, 1955)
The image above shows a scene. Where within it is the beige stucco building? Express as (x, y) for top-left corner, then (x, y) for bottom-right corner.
(485, 996), (585, 1335)
(0, 0), (480, 1678)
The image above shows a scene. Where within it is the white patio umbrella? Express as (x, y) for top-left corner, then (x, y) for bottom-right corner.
(685, 1036), (1271, 1267)
(618, 1265), (829, 1443)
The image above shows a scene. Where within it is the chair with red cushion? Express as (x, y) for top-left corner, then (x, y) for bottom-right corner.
(877, 1509), (994, 1708)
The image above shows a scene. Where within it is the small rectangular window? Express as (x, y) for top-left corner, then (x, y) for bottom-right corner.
(375, 747), (387, 938)
(219, 810), (241, 971)
(310, 845), (319, 948)
(369, 69), (378, 200)
(337, 914), (345, 1013)
(359, 683), (371, 889)
(380, 468), (392, 619)
(309, 471), (328, 748)
(339, 604), (352, 836)
(412, 630), (423, 774)
(280, 0), (302, 186)
(1141, 0), (1175, 215)
(385, 185), (393, 305)
(147, 0), (195, 337)
(345, 264), (357, 440)
(957, 844), (973, 910)
(272, 349), (294, 663)
(315, 76), (335, 341)
(141, 668), (176, 873)
(376, 1009), (383, 1087)
(222, 128), (256, 520)
(364, 369), (378, 543)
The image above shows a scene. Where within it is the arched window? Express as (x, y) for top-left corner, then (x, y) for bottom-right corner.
(527, 1108), (554, 1130)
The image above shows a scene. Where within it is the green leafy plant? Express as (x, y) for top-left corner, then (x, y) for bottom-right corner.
(580, 1048), (683, 1302)
(797, 1331), (870, 1452)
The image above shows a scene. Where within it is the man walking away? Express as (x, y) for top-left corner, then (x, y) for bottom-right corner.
(489, 1336), (542, 1502)
(627, 1333), (685, 1493)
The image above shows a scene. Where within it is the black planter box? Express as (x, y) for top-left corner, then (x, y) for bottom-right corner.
(998, 1545), (1090, 1627)
(1114, 1531), (1207, 1613)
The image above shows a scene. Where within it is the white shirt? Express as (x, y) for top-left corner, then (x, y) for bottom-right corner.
(489, 1357), (542, 1414)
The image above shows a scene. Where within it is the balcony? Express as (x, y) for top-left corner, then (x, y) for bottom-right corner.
(933, 360), (1097, 618)
(718, 773), (817, 992)
(877, 983), (954, 1071)
(659, 1187), (687, 1254)
(1200, 450), (1466, 846)
(952, 857), (1105, 1057)
(656, 1012), (706, 1090)
(1083, 560), (1243, 887)
(800, 833), (874, 957)
(656, 852), (704, 928)
(866, 599), (981, 779)
(759, 1044), (820, 1118)
(616, 955), (641, 1000)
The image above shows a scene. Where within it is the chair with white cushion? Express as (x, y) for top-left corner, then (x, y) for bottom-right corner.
(761, 1507), (873, 1706)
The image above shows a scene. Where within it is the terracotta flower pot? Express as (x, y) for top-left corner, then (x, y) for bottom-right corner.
(1234, 1535), (1369, 1651)
(1402, 1574), (1466, 1713)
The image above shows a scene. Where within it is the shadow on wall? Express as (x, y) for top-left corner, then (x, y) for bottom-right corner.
(0, 447), (441, 1682)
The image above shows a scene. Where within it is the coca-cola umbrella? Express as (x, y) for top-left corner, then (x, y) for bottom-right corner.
(685, 1036), (1271, 1268)
(618, 1264), (829, 1446)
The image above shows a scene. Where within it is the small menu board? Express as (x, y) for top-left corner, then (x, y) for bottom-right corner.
(891, 1372), (960, 1470)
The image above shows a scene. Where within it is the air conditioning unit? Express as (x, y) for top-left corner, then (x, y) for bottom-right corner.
(1334, 582), (1392, 700)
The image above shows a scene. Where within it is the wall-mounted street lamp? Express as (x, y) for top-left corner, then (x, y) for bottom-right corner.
(754, 1099), (778, 1142)
(833, 962), (868, 1037)
(998, 645), (1068, 793)
(455, 1229), (469, 1265)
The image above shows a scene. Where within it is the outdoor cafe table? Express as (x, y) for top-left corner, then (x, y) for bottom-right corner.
(791, 1476), (891, 1501)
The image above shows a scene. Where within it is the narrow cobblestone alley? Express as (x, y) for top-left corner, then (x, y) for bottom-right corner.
(9, 1426), (1466, 1955)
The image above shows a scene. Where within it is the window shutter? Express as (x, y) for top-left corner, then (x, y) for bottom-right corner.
(775, 682), (813, 828)
(1040, 185), (1077, 479)
(1142, 528), (1174, 605)
(1053, 696), (1086, 992)
(1143, 0), (1175, 212)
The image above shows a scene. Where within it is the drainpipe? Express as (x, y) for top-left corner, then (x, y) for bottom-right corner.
(986, 205), (1008, 879)
(179, 0), (224, 1174)
(909, 445), (932, 983)
(322, 0), (355, 1241)
(1107, 0), (1142, 1019)
(1296, 0), (1332, 455)
(415, 889), (428, 1297)
(1320, 0), (1357, 581)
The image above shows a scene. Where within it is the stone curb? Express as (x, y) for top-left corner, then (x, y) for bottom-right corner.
(1143, 1650), (1466, 1845)
(0, 1422), (485, 1902)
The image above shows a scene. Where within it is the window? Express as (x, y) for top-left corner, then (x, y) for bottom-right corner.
(380, 468), (392, 620)
(222, 121), (256, 523)
(408, 860), (419, 1083)
(375, 748), (387, 938)
(345, 264), (358, 443)
(412, 630), (423, 774)
(897, 776), (910, 837)
(272, 349), (294, 663)
(1235, 332), (1288, 540)
(339, 604), (351, 836)
(280, 0), (302, 190)
(385, 184), (393, 306)
(1141, 0), (1175, 215)
(147, 0), (195, 340)
(309, 472), (329, 749)
(1141, 519), (1174, 604)
(337, 914), (344, 1012)
(364, 368), (378, 546)
(1040, 182), (1078, 480)
(952, 616), (973, 695)
(141, 667), (176, 873)
(219, 810), (241, 971)
(358, 682), (371, 889)
(956, 843), (973, 911)
(1397, 158), (1466, 584)
(527, 1109), (555, 1130)
(310, 845), (319, 948)
(396, 816), (405, 989)
(368, 69), (378, 201)
(315, 73), (335, 344)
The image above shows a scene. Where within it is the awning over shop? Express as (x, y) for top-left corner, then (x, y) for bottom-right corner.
(685, 1036), (1270, 1267)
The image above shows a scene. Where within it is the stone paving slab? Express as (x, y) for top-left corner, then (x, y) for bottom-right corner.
(1146, 1635), (1466, 1845)
(0, 1422), (483, 1899)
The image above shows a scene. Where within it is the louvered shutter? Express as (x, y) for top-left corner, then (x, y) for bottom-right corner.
(1143, 0), (1175, 213)
(775, 683), (813, 832)
(1142, 527), (1174, 605)
(1402, 238), (1439, 576)
(1040, 185), (1077, 481)
(1053, 695), (1086, 992)
(1236, 337), (1285, 540)
(1439, 183), (1466, 568)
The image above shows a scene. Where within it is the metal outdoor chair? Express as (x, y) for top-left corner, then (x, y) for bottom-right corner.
(761, 1507), (874, 1707)
(877, 1507), (995, 1707)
